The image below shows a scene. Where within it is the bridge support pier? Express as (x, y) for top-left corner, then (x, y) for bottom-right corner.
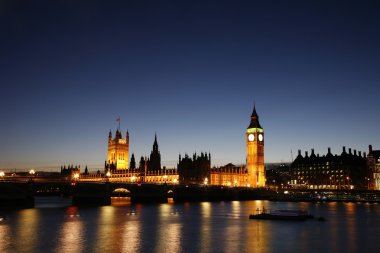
(129, 184), (169, 203)
(0, 182), (34, 209)
(72, 182), (111, 206)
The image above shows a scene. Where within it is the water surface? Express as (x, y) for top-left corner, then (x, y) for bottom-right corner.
(0, 197), (379, 253)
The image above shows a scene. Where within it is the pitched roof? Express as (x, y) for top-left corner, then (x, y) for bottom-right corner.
(247, 105), (262, 129)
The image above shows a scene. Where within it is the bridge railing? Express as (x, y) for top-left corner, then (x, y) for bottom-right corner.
(77, 170), (180, 184)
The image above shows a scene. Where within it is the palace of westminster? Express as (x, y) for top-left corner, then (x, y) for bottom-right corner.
(73, 106), (380, 190)
(99, 106), (266, 187)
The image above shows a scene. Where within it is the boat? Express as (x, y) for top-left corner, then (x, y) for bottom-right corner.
(249, 208), (313, 221)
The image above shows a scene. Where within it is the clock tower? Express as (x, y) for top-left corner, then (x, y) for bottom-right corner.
(246, 105), (265, 187)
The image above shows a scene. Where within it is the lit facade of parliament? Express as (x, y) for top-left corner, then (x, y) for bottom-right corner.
(102, 106), (266, 187)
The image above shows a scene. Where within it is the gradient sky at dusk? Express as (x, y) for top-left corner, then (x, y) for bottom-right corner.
(1, 0), (379, 171)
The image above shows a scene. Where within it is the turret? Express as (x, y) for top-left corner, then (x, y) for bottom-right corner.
(130, 153), (136, 169)
(326, 147), (333, 158)
(108, 130), (112, 141)
(311, 148), (316, 158)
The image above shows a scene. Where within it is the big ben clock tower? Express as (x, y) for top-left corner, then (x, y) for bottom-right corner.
(246, 105), (266, 187)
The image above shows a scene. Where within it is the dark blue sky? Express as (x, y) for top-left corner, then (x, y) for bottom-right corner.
(1, 0), (379, 170)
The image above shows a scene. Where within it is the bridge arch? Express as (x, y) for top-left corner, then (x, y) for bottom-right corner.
(111, 187), (131, 197)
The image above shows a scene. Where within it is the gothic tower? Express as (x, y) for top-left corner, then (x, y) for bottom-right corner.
(107, 128), (129, 170)
(148, 133), (161, 171)
(246, 105), (265, 187)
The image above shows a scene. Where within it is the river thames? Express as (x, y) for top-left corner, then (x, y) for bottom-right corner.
(1, 197), (379, 253)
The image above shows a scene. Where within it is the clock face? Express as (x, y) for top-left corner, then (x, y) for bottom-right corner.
(258, 134), (263, 142)
(248, 134), (254, 142)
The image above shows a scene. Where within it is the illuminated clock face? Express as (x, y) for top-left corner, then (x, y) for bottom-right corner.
(248, 134), (254, 142)
(258, 134), (263, 142)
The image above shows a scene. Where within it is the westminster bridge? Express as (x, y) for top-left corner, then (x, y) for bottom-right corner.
(0, 173), (272, 208)
(1, 174), (380, 208)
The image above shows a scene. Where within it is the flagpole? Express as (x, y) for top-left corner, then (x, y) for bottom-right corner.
(116, 117), (121, 131)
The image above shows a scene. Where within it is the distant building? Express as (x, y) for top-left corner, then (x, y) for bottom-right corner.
(290, 147), (368, 189)
(367, 145), (380, 190)
(265, 163), (291, 187)
(210, 163), (247, 186)
(60, 165), (80, 178)
(107, 128), (129, 171)
(178, 152), (211, 184)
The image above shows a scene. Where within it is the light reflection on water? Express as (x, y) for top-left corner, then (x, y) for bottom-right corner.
(200, 202), (211, 253)
(0, 222), (11, 253)
(56, 206), (84, 253)
(121, 218), (141, 253)
(16, 209), (39, 252)
(94, 206), (118, 252)
(154, 203), (182, 253)
(0, 198), (380, 253)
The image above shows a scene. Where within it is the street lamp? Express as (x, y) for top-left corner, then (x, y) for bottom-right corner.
(106, 171), (111, 177)
(365, 177), (370, 190)
(131, 175), (136, 183)
(368, 177), (370, 190)
(28, 169), (35, 182)
(73, 173), (79, 180)
(173, 178), (178, 184)
(163, 175), (168, 184)
(0, 171), (4, 181)
(204, 177), (208, 185)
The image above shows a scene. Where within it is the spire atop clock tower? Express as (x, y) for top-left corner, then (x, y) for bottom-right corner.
(248, 105), (262, 129)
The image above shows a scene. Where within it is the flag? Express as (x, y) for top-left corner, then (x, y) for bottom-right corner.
(116, 117), (120, 122)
